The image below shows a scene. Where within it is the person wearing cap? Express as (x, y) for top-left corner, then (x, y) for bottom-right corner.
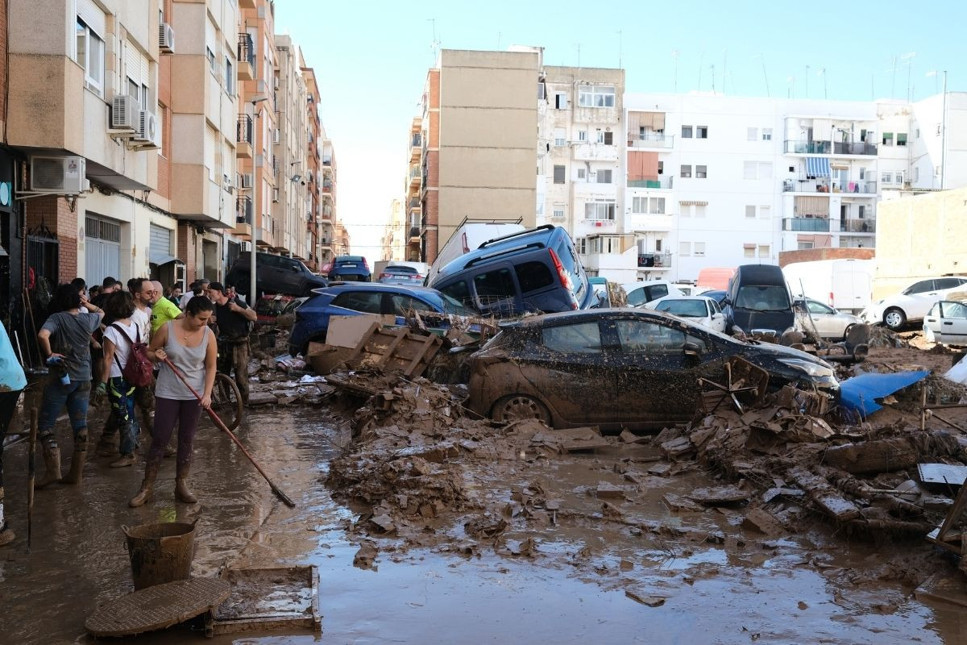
(207, 281), (256, 405)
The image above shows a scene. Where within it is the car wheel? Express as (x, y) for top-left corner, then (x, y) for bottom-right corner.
(883, 308), (906, 330)
(842, 324), (854, 341)
(492, 394), (551, 425)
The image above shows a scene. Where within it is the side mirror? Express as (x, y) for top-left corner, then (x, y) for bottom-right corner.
(291, 265), (300, 272)
(683, 340), (704, 356)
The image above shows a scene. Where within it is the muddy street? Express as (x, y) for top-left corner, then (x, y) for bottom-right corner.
(0, 389), (965, 643)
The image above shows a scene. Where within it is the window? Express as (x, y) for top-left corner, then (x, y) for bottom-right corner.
(552, 204), (565, 219)
(745, 205), (756, 219)
(747, 127), (758, 141)
(439, 280), (472, 307)
(632, 197), (665, 214)
(895, 170), (904, 185)
(682, 125), (693, 138)
(595, 169), (613, 184)
(695, 165), (707, 179)
(681, 165), (692, 178)
(554, 128), (566, 146)
(553, 165), (566, 184)
(389, 295), (436, 316)
(615, 320), (691, 355)
(577, 85), (615, 108)
(515, 261), (554, 293)
(75, 18), (105, 95)
(657, 161), (664, 175)
(543, 322), (602, 354)
(474, 268), (516, 301)
(897, 133), (908, 146)
(679, 242), (691, 257)
(596, 130), (614, 145)
(584, 201), (616, 220)
(743, 244), (755, 258)
(632, 197), (647, 213)
(762, 128), (773, 141)
(880, 171), (893, 184)
(696, 126), (708, 139)
(555, 92), (568, 109)
(760, 205), (771, 219)
(744, 161), (773, 180)
(694, 242), (706, 257)
(758, 245), (770, 258)
(332, 292), (382, 314)
(576, 168), (586, 180)
(578, 130), (588, 142)
(225, 57), (235, 95)
(206, 47), (216, 74)
(882, 132), (894, 146)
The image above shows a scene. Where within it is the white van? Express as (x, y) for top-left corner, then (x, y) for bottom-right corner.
(426, 221), (525, 284)
(783, 259), (873, 314)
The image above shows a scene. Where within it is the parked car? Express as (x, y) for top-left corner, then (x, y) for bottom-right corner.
(703, 290), (728, 307)
(467, 308), (839, 431)
(861, 277), (967, 330)
(426, 220), (525, 285)
(378, 264), (427, 286)
(622, 280), (682, 308)
(288, 283), (473, 356)
(588, 277), (612, 308)
(254, 294), (306, 327)
(649, 295), (727, 333)
(796, 298), (861, 340)
(923, 300), (967, 346)
(722, 264), (796, 338)
(430, 225), (593, 317)
(328, 255), (372, 282)
(225, 252), (328, 298)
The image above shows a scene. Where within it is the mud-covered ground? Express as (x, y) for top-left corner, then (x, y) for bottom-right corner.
(2, 332), (967, 643)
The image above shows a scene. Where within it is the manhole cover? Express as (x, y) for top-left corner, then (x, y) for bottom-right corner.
(85, 577), (231, 638)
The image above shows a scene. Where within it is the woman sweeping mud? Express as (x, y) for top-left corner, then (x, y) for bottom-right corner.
(129, 297), (216, 507)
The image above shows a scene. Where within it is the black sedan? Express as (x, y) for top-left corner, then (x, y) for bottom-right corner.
(467, 308), (838, 430)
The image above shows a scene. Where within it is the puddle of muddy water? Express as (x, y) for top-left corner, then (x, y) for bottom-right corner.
(0, 406), (965, 644)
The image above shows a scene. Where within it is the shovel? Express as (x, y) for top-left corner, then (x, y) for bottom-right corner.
(162, 358), (296, 508)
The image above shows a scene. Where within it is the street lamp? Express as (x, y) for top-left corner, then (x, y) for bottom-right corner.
(249, 94), (269, 306)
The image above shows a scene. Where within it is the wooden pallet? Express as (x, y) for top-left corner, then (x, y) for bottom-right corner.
(343, 324), (443, 378)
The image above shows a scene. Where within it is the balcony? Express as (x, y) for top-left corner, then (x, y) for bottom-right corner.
(841, 218), (876, 233)
(234, 196), (253, 237)
(834, 141), (877, 156)
(322, 180), (333, 193)
(783, 217), (830, 232)
(637, 252), (672, 268)
(236, 115), (253, 159)
(784, 140), (832, 154)
(237, 33), (255, 81)
(238, 0), (255, 8)
(628, 176), (673, 189)
(628, 133), (674, 149)
(408, 197), (421, 212)
(409, 226), (421, 241)
(839, 180), (877, 194)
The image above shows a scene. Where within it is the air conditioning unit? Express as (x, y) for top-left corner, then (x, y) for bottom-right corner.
(111, 94), (141, 131)
(30, 156), (87, 194)
(239, 173), (254, 189)
(134, 110), (162, 148)
(159, 22), (175, 54)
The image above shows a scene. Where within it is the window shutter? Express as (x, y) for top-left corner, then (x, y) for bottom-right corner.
(77, 0), (106, 36)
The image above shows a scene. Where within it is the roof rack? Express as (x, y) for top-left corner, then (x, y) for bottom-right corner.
(478, 224), (555, 249)
(463, 241), (548, 269)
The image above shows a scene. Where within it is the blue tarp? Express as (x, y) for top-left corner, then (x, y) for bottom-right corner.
(838, 370), (930, 417)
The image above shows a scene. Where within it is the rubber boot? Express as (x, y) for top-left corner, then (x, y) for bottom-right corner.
(129, 462), (159, 508)
(0, 488), (14, 547)
(36, 440), (62, 489)
(174, 464), (197, 504)
(61, 431), (88, 485)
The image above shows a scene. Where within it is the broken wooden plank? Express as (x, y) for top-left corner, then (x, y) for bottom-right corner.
(823, 437), (918, 475)
(787, 466), (861, 522)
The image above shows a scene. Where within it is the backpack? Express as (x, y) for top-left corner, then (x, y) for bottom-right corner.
(110, 323), (154, 387)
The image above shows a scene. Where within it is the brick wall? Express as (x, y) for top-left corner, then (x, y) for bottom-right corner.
(25, 195), (77, 283)
(778, 247), (875, 267)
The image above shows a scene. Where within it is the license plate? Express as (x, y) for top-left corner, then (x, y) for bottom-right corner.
(341, 263), (357, 268)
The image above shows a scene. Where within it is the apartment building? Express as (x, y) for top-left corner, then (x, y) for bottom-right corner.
(381, 198), (406, 263)
(273, 35), (309, 261)
(537, 64), (626, 277)
(404, 117), (422, 261)
(318, 132), (336, 268)
(303, 66), (322, 270)
(418, 49), (539, 263)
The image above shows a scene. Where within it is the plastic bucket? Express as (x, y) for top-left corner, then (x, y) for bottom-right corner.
(122, 520), (197, 590)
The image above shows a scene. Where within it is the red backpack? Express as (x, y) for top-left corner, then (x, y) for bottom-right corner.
(110, 324), (154, 387)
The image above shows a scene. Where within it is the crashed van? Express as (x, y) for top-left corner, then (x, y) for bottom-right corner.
(467, 308), (838, 431)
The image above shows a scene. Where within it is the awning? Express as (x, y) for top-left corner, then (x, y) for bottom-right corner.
(806, 157), (831, 178)
(149, 255), (184, 267)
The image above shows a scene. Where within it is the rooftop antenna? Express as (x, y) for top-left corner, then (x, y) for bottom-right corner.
(722, 49), (727, 95)
(902, 52), (916, 102)
(805, 65), (809, 98)
(617, 30), (622, 68)
(576, 43), (581, 67)
(497, 31), (501, 50)
(820, 67), (827, 99)
(710, 64), (716, 93)
(756, 53), (770, 97)
(428, 18), (440, 62)
(891, 54), (897, 99)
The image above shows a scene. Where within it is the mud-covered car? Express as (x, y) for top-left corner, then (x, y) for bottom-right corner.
(467, 308), (838, 431)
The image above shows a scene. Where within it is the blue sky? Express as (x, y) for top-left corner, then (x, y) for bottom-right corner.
(274, 0), (964, 261)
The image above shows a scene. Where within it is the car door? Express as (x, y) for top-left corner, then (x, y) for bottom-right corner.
(804, 299), (838, 338)
(708, 299), (727, 333)
(609, 316), (710, 426)
(522, 319), (617, 426)
(932, 301), (967, 345)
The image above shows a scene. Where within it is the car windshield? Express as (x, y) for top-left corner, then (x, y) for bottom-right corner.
(734, 285), (791, 311)
(386, 266), (418, 274)
(655, 299), (707, 317)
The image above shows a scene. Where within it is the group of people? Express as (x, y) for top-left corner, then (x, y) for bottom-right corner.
(0, 275), (257, 546)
